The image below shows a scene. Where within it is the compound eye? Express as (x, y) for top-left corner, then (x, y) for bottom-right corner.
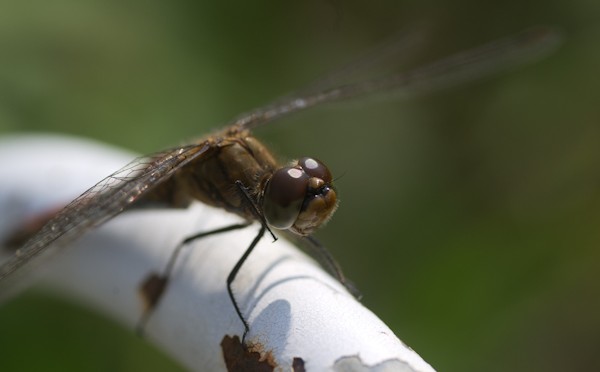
(263, 167), (309, 229)
(298, 157), (332, 183)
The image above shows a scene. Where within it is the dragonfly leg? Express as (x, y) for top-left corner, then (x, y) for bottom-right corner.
(226, 180), (277, 342)
(226, 224), (266, 344)
(234, 180), (277, 242)
(303, 235), (362, 300)
(136, 221), (252, 336)
(137, 181), (276, 340)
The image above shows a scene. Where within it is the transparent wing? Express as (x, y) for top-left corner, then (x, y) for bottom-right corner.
(230, 26), (561, 131)
(0, 142), (210, 281)
(0, 26), (561, 283)
(277, 24), (428, 99)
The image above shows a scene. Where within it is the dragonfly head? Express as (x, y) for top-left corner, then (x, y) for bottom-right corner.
(262, 157), (338, 236)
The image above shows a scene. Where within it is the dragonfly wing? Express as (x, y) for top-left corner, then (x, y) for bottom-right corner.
(229, 26), (561, 131)
(273, 25), (427, 101)
(0, 142), (210, 281)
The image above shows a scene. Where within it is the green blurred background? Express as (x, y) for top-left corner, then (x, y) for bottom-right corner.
(0, 1), (598, 371)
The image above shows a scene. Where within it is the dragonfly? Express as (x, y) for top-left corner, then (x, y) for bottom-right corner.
(0, 27), (560, 341)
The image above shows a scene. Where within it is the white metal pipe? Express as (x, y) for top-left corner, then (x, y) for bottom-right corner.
(0, 134), (435, 371)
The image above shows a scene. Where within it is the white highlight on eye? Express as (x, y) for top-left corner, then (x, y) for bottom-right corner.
(287, 168), (303, 178)
(304, 158), (318, 170)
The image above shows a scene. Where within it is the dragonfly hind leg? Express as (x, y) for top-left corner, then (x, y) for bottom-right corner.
(136, 181), (277, 340)
(135, 221), (252, 336)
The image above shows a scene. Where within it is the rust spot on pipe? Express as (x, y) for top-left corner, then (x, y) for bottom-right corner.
(292, 357), (306, 372)
(221, 335), (275, 372)
(139, 273), (168, 312)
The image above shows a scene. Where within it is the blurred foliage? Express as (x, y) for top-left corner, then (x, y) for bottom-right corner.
(0, 0), (599, 371)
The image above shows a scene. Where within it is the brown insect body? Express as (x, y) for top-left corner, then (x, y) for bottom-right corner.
(142, 125), (338, 237)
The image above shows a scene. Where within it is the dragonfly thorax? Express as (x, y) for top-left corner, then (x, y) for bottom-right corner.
(163, 130), (337, 237)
